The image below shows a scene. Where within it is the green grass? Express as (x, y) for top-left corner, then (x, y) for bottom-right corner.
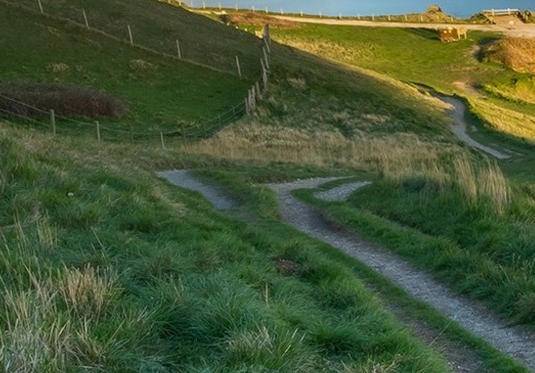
(295, 165), (535, 328)
(3, 2), (535, 370)
(271, 25), (505, 92)
(6, 0), (264, 77)
(0, 123), (458, 372)
(0, 2), (251, 137)
(269, 22), (535, 144)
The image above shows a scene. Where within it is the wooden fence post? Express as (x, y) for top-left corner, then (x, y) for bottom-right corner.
(245, 97), (250, 116)
(372, 14), (375, 21)
(37, 0), (44, 14)
(176, 39), (182, 59)
(83, 9), (89, 28)
(255, 82), (262, 100)
(235, 56), (242, 78)
(127, 24), (134, 45)
(160, 131), (165, 149)
(96, 121), (101, 141)
(263, 47), (270, 70)
(50, 109), (56, 136)
(263, 37), (271, 54)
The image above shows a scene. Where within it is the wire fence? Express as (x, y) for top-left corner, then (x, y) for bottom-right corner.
(3, 0), (264, 78)
(0, 0), (272, 145)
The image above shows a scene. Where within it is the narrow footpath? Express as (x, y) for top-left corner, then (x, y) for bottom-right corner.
(267, 177), (535, 372)
(159, 170), (535, 372)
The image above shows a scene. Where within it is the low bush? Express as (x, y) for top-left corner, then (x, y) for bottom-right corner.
(0, 83), (127, 119)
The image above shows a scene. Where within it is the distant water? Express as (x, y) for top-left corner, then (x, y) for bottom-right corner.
(191, 0), (533, 17)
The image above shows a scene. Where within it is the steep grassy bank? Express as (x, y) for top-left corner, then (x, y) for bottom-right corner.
(5, 0), (263, 77)
(0, 3), (250, 136)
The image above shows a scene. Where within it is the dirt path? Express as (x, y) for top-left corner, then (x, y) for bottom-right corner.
(438, 95), (511, 159)
(274, 16), (535, 38)
(267, 177), (535, 372)
(160, 171), (535, 371)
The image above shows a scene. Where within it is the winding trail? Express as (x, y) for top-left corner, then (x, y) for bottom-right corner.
(438, 95), (511, 159)
(159, 170), (535, 371)
(267, 177), (535, 372)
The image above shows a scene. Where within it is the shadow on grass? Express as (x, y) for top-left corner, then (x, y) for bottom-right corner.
(402, 27), (440, 41)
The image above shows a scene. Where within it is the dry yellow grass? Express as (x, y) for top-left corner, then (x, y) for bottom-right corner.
(470, 98), (535, 142)
(485, 38), (535, 74)
(183, 123), (460, 173)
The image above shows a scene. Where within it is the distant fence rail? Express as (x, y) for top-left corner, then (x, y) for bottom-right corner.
(482, 8), (521, 16)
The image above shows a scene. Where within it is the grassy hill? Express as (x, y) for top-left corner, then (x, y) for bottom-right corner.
(1, 1), (535, 372)
(223, 15), (535, 329)
(0, 2), (253, 138)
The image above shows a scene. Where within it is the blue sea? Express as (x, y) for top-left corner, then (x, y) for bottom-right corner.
(190, 0), (533, 17)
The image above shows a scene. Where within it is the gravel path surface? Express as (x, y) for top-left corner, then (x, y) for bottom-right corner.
(439, 96), (511, 159)
(313, 181), (372, 201)
(267, 177), (535, 372)
(157, 170), (238, 210)
(159, 171), (535, 371)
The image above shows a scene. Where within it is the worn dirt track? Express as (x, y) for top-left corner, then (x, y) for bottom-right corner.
(274, 16), (535, 38)
(159, 170), (535, 372)
(267, 177), (535, 372)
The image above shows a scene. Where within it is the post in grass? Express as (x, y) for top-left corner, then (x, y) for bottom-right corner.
(50, 109), (56, 136)
(37, 0), (44, 14)
(127, 24), (134, 45)
(96, 120), (101, 141)
(83, 9), (89, 29)
(160, 131), (165, 149)
(262, 47), (270, 70)
(176, 39), (182, 59)
(255, 82), (262, 100)
(235, 56), (242, 78)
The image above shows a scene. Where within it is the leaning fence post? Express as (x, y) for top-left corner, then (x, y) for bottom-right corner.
(37, 0), (44, 14)
(127, 24), (134, 45)
(82, 9), (89, 28)
(235, 56), (242, 78)
(96, 120), (101, 141)
(160, 131), (165, 149)
(176, 39), (182, 59)
(263, 47), (270, 70)
(50, 109), (56, 136)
